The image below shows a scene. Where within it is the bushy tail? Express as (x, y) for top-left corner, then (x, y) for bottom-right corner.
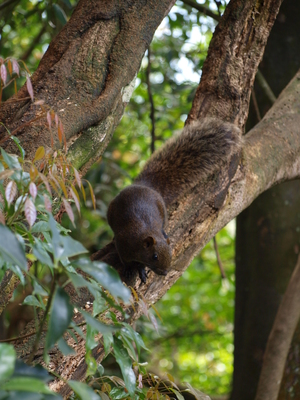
(136, 118), (242, 205)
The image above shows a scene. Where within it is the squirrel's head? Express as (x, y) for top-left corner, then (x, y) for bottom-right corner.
(140, 235), (172, 276)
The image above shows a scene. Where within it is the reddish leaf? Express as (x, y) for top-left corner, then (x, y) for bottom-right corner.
(5, 181), (17, 206)
(12, 59), (19, 76)
(0, 170), (14, 180)
(138, 374), (143, 389)
(38, 172), (52, 194)
(69, 185), (80, 214)
(29, 165), (38, 181)
(0, 209), (5, 225)
(58, 178), (68, 198)
(58, 121), (63, 143)
(55, 114), (59, 126)
(86, 180), (96, 210)
(63, 198), (75, 227)
(34, 146), (45, 162)
(73, 168), (81, 188)
(25, 198), (37, 227)
(47, 111), (51, 130)
(43, 195), (52, 212)
(29, 182), (37, 200)
(1, 64), (7, 84)
(26, 75), (34, 101)
(7, 60), (12, 75)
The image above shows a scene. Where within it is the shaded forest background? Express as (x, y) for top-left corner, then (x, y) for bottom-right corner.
(1, 0), (299, 399)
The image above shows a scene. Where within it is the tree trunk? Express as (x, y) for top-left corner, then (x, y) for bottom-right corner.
(232, 1), (300, 399)
(0, 0), (291, 396)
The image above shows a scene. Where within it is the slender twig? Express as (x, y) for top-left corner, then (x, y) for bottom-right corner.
(255, 254), (300, 400)
(146, 46), (156, 154)
(256, 69), (277, 105)
(0, 0), (19, 11)
(213, 236), (226, 279)
(251, 88), (262, 122)
(0, 320), (87, 344)
(27, 277), (57, 364)
(21, 25), (47, 62)
(182, 0), (220, 21)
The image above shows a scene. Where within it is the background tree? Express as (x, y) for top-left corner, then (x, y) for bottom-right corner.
(1, 0), (300, 399)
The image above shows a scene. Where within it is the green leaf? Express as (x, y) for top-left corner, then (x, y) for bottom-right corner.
(9, 265), (25, 285)
(0, 225), (27, 270)
(60, 236), (88, 259)
(31, 221), (50, 233)
(93, 292), (107, 317)
(103, 332), (114, 356)
(85, 351), (97, 376)
(45, 288), (73, 352)
(80, 310), (115, 335)
(113, 337), (136, 396)
(0, 378), (53, 394)
(48, 215), (64, 261)
(68, 381), (102, 400)
(121, 324), (148, 356)
(0, 344), (16, 383)
(13, 359), (50, 382)
(75, 259), (130, 303)
(1, 149), (21, 170)
(52, 4), (67, 24)
(33, 281), (48, 296)
(57, 338), (75, 356)
(23, 295), (45, 310)
(33, 241), (53, 268)
(10, 136), (25, 159)
(85, 325), (97, 351)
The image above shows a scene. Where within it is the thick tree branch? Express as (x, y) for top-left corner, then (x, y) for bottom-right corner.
(254, 254), (300, 400)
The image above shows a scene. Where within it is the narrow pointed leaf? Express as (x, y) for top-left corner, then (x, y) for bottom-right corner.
(26, 76), (34, 101)
(63, 198), (75, 226)
(0, 344), (16, 383)
(68, 381), (102, 400)
(45, 287), (73, 352)
(0, 225), (27, 269)
(113, 337), (136, 396)
(24, 198), (37, 227)
(12, 59), (19, 76)
(0, 64), (7, 84)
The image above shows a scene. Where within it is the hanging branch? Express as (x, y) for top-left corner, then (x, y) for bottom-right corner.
(256, 70), (277, 105)
(182, 0), (220, 21)
(255, 254), (300, 400)
(146, 46), (156, 154)
(251, 89), (262, 122)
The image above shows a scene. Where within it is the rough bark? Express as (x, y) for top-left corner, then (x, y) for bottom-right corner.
(254, 254), (300, 400)
(0, 0), (176, 167)
(232, 2), (300, 398)
(0, 0), (288, 396)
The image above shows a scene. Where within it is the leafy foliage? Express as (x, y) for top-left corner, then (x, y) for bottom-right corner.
(0, 0), (234, 398)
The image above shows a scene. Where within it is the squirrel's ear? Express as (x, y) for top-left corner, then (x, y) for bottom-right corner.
(143, 236), (156, 248)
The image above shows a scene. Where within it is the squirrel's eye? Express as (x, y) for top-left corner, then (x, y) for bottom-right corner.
(152, 253), (158, 261)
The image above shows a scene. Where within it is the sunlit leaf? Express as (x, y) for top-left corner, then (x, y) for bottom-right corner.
(34, 147), (45, 162)
(0, 344), (16, 383)
(45, 287), (73, 352)
(0, 225), (27, 270)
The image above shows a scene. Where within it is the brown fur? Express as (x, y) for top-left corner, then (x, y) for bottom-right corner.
(107, 119), (241, 280)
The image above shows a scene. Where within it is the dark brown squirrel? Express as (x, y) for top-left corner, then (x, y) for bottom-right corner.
(107, 118), (242, 283)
